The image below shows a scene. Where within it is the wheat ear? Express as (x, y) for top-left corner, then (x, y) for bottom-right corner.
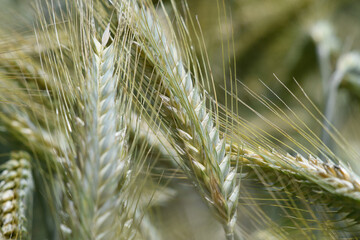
(0, 152), (34, 239)
(66, 26), (130, 239)
(228, 142), (360, 223)
(32, 1), (145, 237)
(118, 1), (240, 238)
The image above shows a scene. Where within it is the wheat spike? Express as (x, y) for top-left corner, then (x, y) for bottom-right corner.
(31, 1), (148, 237)
(228, 142), (360, 224)
(0, 152), (34, 239)
(66, 25), (129, 239)
(115, 1), (240, 238)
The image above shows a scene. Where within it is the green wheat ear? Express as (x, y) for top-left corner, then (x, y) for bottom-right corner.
(57, 24), (134, 239)
(115, 1), (240, 238)
(0, 152), (34, 240)
(228, 143), (360, 217)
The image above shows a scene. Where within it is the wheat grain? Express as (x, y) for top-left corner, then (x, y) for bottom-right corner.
(0, 152), (34, 239)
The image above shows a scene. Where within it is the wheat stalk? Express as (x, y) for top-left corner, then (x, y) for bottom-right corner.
(0, 49), (67, 172)
(0, 151), (34, 239)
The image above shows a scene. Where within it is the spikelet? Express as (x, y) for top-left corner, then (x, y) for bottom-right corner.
(0, 152), (34, 239)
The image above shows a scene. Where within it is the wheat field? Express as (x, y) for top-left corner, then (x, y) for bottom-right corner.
(1, 0), (360, 239)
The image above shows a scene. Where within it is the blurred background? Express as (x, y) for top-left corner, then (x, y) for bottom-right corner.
(2, 0), (360, 239)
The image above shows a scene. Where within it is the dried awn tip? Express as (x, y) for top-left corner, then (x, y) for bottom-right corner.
(0, 152), (33, 239)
